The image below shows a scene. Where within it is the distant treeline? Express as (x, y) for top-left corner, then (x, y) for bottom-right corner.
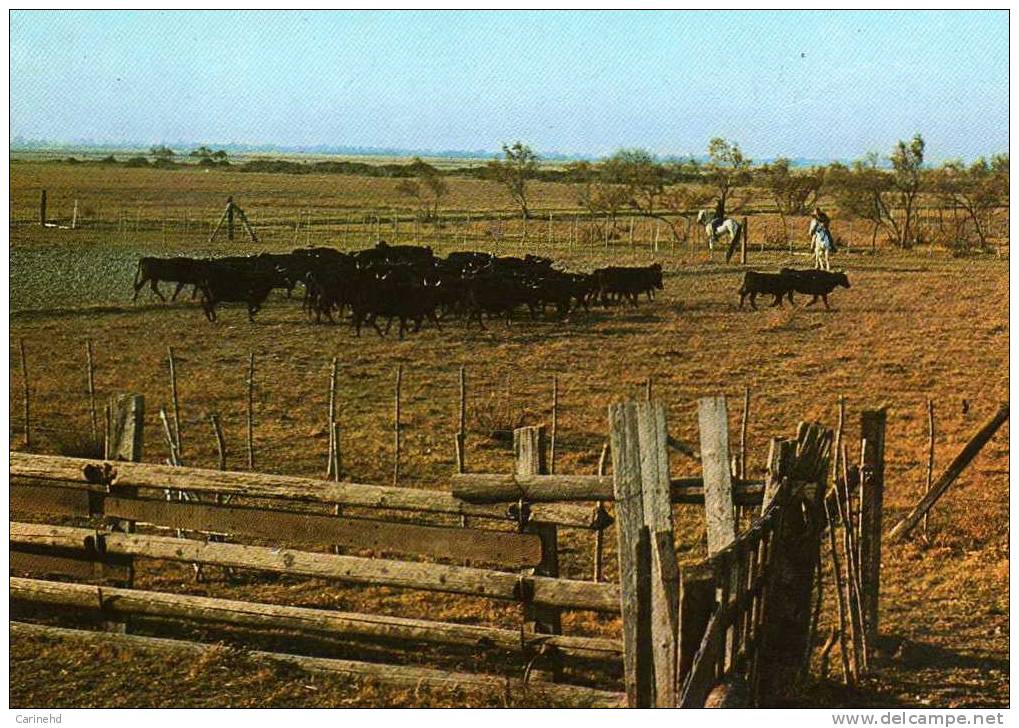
(46, 153), (706, 184)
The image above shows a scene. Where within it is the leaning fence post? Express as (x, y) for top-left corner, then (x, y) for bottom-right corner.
(858, 409), (887, 654)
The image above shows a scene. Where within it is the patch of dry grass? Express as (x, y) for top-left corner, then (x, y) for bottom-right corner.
(8, 163), (1009, 708)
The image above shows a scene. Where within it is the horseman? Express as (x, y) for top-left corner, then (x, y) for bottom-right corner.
(710, 198), (726, 236)
(809, 206), (835, 270)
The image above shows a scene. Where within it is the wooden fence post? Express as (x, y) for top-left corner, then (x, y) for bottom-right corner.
(698, 396), (737, 554)
(40, 190), (47, 226)
(108, 394), (144, 463)
(609, 399), (678, 707)
(19, 339), (30, 449)
(514, 425), (561, 662)
(858, 409), (886, 653)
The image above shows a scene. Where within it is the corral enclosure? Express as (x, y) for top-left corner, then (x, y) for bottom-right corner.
(9, 159), (1010, 707)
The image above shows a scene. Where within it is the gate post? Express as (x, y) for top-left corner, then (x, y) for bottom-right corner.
(859, 409), (887, 654)
(609, 399), (678, 707)
(514, 425), (561, 678)
(757, 423), (831, 703)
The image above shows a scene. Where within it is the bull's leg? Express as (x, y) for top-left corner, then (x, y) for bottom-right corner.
(749, 293), (758, 311)
(738, 290), (747, 310)
(771, 293), (783, 308)
(787, 291), (796, 305)
(170, 281), (186, 301)
(149, 278), (166, 302)
(822, 294), (831, 310)
(190, 284), (201, 301)
(383, 316), (395, 335)
(371, 316), (385, 337)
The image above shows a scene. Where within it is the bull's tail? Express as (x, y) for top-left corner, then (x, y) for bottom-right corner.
(133, 258), (145, 289)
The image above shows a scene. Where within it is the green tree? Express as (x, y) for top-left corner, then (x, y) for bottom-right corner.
(149, 145), (176, 160)
(705, 138), (752, 213)
(932, 154), (1008, 249)
(760, 158), (826, 243)
(486, 142), (539, 219)
(396, 157), (449, 220)
(886, 134), (926, 247)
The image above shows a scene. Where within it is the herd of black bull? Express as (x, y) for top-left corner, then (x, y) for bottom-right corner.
(132, 242), (664, 337)
(133, 242), (851, 335)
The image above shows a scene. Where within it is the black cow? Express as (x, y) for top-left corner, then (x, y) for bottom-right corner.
(354, 241), (434, 268)
(132, 256), (208, 301)
(197, 263), (278, 322)
(779, 269), (851, 309)
(593, 264), (663, 307)
(738, 271), (793, 310)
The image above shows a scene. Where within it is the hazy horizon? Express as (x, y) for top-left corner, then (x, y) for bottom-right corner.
(10, 10), (1009, 163)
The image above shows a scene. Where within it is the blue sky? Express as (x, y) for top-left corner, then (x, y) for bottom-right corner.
(9, 10), (1009, 161)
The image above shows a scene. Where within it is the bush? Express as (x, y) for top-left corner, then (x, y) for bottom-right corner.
(124, 156), (150, 167)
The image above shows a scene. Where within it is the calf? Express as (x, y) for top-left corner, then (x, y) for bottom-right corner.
(738, 271), (793, 310)
(779, 268), (851, 310)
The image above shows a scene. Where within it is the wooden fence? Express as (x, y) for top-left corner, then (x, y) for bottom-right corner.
(9, 392), (886, 707)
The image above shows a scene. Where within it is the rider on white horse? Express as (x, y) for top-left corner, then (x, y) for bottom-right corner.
(809, 207), (834, 271)
(696, 198), (742, 260)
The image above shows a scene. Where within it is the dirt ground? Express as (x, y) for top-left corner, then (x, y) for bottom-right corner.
(8, 162), (1009, 708)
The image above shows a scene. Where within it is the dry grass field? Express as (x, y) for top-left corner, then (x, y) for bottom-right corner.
(9, 161), (1009, 708)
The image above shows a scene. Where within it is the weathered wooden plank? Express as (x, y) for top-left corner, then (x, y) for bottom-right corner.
(698, 396), (737, 555)
(10, 622), (626, 708)
(515, 425), (562, 640)
(636, 400), (679, 707)
(649, 528), (680, 708)
(452, 472), (765, 504)
(9, 522), (619, 612)
(889, 403), (1009, 541)
(108, 394), (144, 462)
(10, 578), (622, 661)
(858, 409), (887, 652)
(10, 483), (92, 517)
(678, 567), (715, 686)
(609, 400), (654, 708)
(8, 453), (603, 529)
(678, 612), (724, 707)
(103, 497), (543, 568)
(10, 548), (132, 582)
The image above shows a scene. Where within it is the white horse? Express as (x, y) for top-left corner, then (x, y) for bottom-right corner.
(696, 210), (742, 261)
(809, 218), (834, 271)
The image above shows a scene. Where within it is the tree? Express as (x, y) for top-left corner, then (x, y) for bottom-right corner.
(486, 142), (539, 219)
(149, 145), (176, 160)
(828, 135), (928, 249)
(760, 158), (826, 243)
(571, 161), (629, 237)
(705, 138), (752, 213)
(827, 155), (887, 250)
(190, 146), (213, 158)
(395, 157), (449, 221)
(886, 134), (926, 247)
(931, 155), (1008, 249)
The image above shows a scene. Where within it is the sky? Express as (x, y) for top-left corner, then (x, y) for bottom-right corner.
(9, 10), (1009, 162)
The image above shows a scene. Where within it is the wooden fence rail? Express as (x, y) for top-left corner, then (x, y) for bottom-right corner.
(10, 452), (606, 530)
(11, 522), (619, 612)
(10, 394), (886, 708)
